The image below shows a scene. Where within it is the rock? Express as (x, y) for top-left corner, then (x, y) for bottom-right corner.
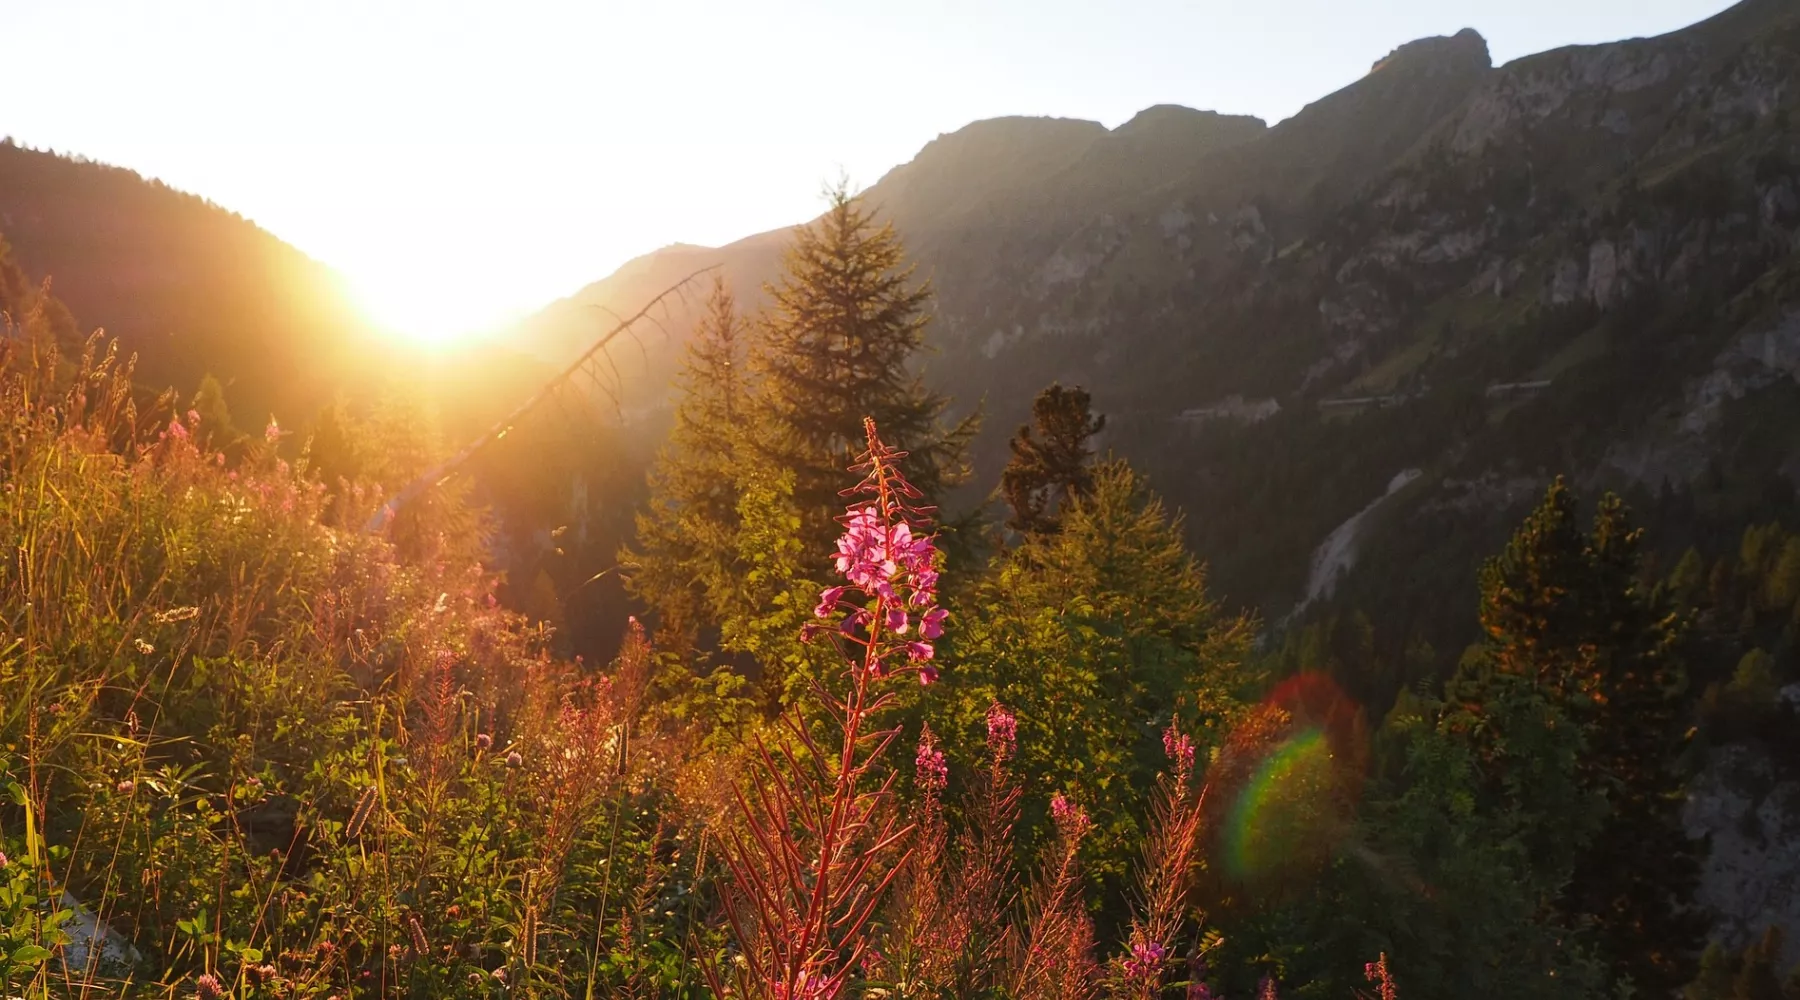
(1685, 743), (1800, 972)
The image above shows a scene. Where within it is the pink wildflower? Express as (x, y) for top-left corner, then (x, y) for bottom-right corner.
(116, 779), (135, 795)
(505, 751), (523, 768)
(194, 973), (224, 1000)
(814, 585), (847, 619)
(1123, 939), (1168, 979)
(1050, 792), (1090, 839)
(265, 416), (281, 445)
(475, 733), (493, 750)
(918, 664), (939, 685)
(920, 606), (948, 639)
(804, 419), (948, 686)
(986, 702), (1017, 760)
(1163, 724), (1196, 783)
(915, 729), (948, 795)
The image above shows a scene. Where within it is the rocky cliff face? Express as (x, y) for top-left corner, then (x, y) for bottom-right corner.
(1686, 701), (1800, 972)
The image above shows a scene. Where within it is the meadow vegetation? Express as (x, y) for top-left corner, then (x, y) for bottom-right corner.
(0, 187), (1786, 1000)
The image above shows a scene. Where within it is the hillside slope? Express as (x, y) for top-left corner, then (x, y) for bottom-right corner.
(0, 140), (384, 423)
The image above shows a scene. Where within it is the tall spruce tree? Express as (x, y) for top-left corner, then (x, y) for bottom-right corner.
(751, 183), (975, 543)
(999, 383), (1105, 535)
(621, 278), (749, 649)
(1463, 478), (1703, 997)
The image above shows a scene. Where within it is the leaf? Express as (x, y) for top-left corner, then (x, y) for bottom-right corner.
(10, 944), (53, 965)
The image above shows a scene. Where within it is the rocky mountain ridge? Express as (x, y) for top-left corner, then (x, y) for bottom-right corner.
(515, 0), (1798, 621)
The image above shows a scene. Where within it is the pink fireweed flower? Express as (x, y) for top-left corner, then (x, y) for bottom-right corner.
(915, 730), (948, 795)
(1050, 792), (1091, 839)
(920, 606), (948, 639)
(805, 418), (948, 688)
(918, 664), (939, 685)
(1163, 724), (1196, 784)
(815, 586), (847, 619)
(986, 702), (1017, 760)
(1123, 940), (1168, 979)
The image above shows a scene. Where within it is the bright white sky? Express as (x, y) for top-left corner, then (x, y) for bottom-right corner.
(0, 0), (1738, 344)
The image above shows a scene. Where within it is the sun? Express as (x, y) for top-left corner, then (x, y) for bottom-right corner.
(349, 273), (500, 350)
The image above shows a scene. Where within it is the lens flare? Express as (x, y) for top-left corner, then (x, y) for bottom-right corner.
(1223, 728), (1336, 877)
(1209, 672), (1366, 883)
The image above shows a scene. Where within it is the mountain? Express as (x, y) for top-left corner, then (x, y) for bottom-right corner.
(0, 139), (384, 423)
(502, 5), (1800, 961)
(519, 0), (1800, 633)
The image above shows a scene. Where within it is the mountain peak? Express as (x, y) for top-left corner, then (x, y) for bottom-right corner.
(1113, 104), (1268, 138)
(1370, 28), (1492, 76)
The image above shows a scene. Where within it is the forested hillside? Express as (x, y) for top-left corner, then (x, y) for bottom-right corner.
(0, 139), (384, 423)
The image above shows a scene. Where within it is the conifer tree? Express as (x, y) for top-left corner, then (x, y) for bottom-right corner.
(621, 278), (750, 649)
(999, 383), (1105, 535)
(751, 183), (975, 543)
(1463, 478), (1703, 997)
(939, 460), (1251, 890)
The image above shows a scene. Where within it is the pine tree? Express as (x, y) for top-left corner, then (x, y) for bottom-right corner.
(751, 183), (975, 543)
(621, 278), (750, 649)
(999, 383), (1105, 534)
(1465, 478), (1703, 997)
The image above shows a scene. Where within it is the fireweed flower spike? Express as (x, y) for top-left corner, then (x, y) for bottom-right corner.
(916, 727), (949, 796)
(709, 419), (953, 1000)
(809, 417), (948, 687)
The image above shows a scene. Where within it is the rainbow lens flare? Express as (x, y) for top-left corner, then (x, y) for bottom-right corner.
(1211, 673), (1365, 882)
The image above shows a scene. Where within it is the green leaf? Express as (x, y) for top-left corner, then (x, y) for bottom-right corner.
(10, 944), (53, 965)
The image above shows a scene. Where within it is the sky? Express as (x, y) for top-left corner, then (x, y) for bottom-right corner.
(1, 0), (1741, 344)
